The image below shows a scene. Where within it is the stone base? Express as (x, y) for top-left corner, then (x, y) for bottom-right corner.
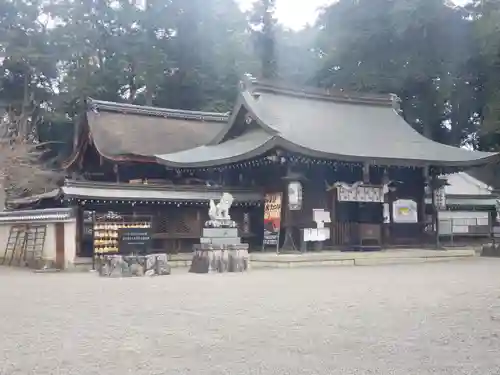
(97, 254), (171, 277)
(190, 244), (250, 273)
(482, 243), (500, 257)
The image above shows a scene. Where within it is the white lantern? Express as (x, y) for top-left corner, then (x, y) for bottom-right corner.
(288, 181), (303, 211)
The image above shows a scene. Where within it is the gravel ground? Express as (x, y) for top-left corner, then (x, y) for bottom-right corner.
(1, 259), (500, 375)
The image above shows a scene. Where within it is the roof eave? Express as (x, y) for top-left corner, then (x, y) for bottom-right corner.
(156, 136), (279, 168)
(87, 129), (159, 164)
(61, 180), (264, 203)
(156, 134), (499, 169)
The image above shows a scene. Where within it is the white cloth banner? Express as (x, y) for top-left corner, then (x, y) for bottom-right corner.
(336, 182), (384, 203)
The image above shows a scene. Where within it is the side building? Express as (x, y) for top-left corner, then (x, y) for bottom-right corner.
(427, 172), (497, 242)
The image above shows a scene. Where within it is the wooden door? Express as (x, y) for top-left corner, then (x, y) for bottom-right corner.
(55, 223), (65, 269)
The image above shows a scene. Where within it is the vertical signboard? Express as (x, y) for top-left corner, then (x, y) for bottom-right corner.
(82, 210), (95, 257)
(263, 192), (282, 251)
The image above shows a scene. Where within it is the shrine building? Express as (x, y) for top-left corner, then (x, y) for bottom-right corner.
(8, 77), (498, 261)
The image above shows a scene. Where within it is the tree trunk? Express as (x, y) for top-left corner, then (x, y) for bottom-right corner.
(421, 81), (438, 140)
(145, 88), (154, 106)
(0, 179), (6, 211)
(21, 72), (31, 138)
(128, 63), (137, 103)
(145, 70), (154, 106)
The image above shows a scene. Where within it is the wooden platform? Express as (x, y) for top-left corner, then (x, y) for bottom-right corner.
(248, 249), (476, 268)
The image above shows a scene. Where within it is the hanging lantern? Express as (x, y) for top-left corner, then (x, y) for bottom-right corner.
(288, 181), (303, 211)
(243, 212), (250, 233)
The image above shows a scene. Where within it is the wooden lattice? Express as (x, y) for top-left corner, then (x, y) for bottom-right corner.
(155, 215), (170, 233)
(152, 208), (202, 237)
(173, 215), (191, 234)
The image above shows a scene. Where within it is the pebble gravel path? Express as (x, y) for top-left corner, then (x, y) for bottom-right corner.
(1, 258), (500, 374)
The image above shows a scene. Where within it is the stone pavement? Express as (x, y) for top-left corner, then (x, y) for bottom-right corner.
(1, 258), (500, 374)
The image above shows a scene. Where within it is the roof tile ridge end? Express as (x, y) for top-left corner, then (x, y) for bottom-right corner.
(88, 99), (230, 121)
(250, 80), (395, 106)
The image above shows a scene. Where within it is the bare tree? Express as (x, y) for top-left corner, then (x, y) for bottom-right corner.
(0, 112), (63, 210)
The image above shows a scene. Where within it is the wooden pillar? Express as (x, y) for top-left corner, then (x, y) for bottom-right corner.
(363, 162), (370, 183)
(330, 188), (337, 248)
(281, 166), (306, 252)
(281, 166), (295, 251)
(114, 164), (120, 183)
(421, 166), (429, 231)
(431, 175), (441, 249)
(423, 166), (440, 249)
(382, 168), (391, 248)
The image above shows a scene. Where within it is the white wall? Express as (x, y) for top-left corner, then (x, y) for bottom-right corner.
(64, 221), (77, 268)
(0, 220), (77, 268)
(0, 225), (10, 255)
(44, 223), (56, 261)
(438, 211), (490, 235)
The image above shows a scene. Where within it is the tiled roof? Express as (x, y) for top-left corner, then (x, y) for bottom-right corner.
(156, 78), (498, 168)
(86, 99), (228, 159)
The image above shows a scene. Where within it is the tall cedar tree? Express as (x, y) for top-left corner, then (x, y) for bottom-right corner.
(249, 0), (278, 79)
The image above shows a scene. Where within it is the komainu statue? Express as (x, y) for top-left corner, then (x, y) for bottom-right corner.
(206, 193), (236, 227)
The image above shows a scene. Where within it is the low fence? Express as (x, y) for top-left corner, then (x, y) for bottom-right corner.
(438, 217), (491, 247)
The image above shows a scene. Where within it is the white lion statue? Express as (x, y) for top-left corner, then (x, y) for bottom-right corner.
(208, 193), (234, 221)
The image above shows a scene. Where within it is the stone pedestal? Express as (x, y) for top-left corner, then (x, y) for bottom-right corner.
(97, 253), (171, 277)
(190, 227), (250, 273)
(194, 194), (250, 273)
(190, 244), (250, 273)
(482, 243), (500, 257)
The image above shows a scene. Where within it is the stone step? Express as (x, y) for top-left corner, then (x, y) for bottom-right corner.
(194, 243), (249, 251)
(202, 227), (238, 238)
(201, 237), (242, 245)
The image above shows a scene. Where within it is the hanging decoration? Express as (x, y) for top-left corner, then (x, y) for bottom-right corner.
(243, 212), (251, 234)
(287, 181), (303, 211)
(333, 181), (384, 203)
(171, 153), (420, 174)
(64, 198), (262, 207)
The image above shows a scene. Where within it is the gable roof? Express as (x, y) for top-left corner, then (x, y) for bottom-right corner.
(443, 172), (493, 196)
(466, 163), (500, 192)
(156, 78), (498, 168)
(80, 99), (228, 163)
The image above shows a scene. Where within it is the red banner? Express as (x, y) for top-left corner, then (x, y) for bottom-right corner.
(263, 193), (282, 248)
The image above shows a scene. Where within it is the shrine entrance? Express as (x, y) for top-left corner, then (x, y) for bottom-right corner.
(329, 182), (385, 250)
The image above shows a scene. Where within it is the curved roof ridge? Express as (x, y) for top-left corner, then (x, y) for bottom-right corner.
(242, 76), (397, 107)
(87, 98), (230, 122)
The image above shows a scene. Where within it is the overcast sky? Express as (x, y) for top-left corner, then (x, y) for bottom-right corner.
(238, 0), (471, 30)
